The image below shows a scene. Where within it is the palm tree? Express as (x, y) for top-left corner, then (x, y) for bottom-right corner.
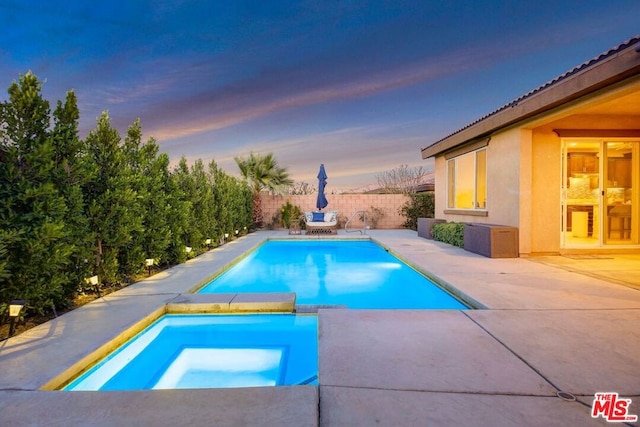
(235, 152), (293, 228)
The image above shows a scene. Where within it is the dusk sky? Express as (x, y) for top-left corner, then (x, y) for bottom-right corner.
(2, 1), (639, 190)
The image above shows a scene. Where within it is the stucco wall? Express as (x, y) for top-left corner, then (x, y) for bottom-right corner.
(518, 129), (533, 255)
(260, 194), (411, 229)
(435, 128), (522, 228)
(530, 129), (562, 253)
(485, 129), (522, 227)
(433, 156), (447, 218)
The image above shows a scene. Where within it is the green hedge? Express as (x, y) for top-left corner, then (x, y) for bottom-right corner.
(431, 222), (465, 247)
(0, 73), (254, 317)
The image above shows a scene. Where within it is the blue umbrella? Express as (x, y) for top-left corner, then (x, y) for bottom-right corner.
(316, 164), (328, 210)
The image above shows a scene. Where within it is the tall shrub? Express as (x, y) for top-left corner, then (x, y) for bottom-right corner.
(119, 119), (174, 274)
(172, 157), (198, 255)
(211, 160), (252, 239)
(0, 72), (78, 313)
(189, 159), (218, 249)
(399, 192), (435, 229)
(51, 90), (94, 297)
(280, 201), (302, 228)
(83, 112), (141, 284)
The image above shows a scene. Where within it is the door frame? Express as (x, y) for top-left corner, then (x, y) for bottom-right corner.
(561, 138), (639, 249)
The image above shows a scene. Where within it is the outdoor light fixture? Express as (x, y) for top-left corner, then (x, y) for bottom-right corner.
(85, 275), (101, 297)
(185, 246), (192, 253)
(9, 300), (25, 318)
(224, 233), (229, 239)
(205, 238), (211, 246)
(235, 229), (239, 235)
(145, 258), (154, 276)
(8, 300), (25, 337)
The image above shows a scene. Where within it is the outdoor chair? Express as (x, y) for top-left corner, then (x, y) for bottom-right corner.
(304, 211), (338, 235)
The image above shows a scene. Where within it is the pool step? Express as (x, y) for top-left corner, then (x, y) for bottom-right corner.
(296, 304), (349, 313)
(168, 293), (297, 313)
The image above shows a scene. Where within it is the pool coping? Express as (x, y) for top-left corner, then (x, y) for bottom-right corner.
(41, 292), (299, 391)
(190, 235), (480, 309)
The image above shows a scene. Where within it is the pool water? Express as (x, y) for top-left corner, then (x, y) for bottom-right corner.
(198, 240), (467, 309)
(64, 314), (318, 391)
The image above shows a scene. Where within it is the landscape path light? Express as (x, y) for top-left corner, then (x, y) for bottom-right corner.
(8, 299), (26, 337)
(145, 258), (154, 276)
(85, 275), (101, 297)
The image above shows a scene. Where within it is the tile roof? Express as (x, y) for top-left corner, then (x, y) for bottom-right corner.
(425, 35), (640, 150)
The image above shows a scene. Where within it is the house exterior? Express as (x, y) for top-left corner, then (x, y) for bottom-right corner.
(421, 36), (640, 255)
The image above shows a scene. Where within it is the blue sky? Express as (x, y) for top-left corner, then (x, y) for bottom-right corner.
(2, 1), (639, 190)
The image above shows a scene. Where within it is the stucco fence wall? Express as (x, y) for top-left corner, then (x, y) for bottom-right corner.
(260, 194), (410, 229)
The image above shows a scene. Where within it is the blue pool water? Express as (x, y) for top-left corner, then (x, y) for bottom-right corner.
(198, 240), (467, 309)
(64, 314), (318, 391)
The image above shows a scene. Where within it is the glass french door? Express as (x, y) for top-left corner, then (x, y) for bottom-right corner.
(603, 142), (637, 245)
(562, 140), (638, 247)
(562, 141), (601, 247)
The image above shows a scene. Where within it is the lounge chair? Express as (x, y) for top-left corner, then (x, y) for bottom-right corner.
(304, 211), (338, 235)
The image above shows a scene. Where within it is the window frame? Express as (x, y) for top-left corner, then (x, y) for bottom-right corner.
(445, 147), (487, 213)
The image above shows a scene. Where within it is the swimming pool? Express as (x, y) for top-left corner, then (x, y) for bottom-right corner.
(63, 314), (318, 391)
(197, 240), (467, 309)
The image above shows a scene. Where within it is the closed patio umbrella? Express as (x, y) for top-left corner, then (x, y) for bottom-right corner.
(316, 164), (328, 210)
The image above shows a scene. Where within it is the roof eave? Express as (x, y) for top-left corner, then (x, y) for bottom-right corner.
(421, 38), (640, 159)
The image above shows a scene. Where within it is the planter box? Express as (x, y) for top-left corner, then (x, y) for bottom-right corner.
(418, 218), (446, 240)
(463, 223), (519, 258)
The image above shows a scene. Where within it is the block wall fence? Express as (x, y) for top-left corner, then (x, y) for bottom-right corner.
(260, 194), (411, 229)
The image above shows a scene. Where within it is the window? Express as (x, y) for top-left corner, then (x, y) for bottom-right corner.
(447, 148), (487, 209)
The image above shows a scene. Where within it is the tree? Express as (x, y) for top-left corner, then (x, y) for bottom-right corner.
(210, 160), (252, 239)
(172, 157), (199, 255)
(117, 118), (147, 275)
(399, 193), (435, 229)
(83, 112), (141, 283)
(284, 181), (316, 195)
(376, 164), (431, 195)
(163, 161), (190, 266)
(117, 119), (175, 276)
(139, 147), (174, 266)
(0, 72), (77, 313)
(189, 159), (218, 248)
(51, 90), (94, 294)
(234, 152), (293, 227)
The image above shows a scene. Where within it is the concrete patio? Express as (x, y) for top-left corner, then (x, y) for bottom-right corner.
(0, 230), (639, 426)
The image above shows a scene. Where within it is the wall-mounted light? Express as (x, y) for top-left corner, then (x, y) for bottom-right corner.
(8, 300), (26, 337)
